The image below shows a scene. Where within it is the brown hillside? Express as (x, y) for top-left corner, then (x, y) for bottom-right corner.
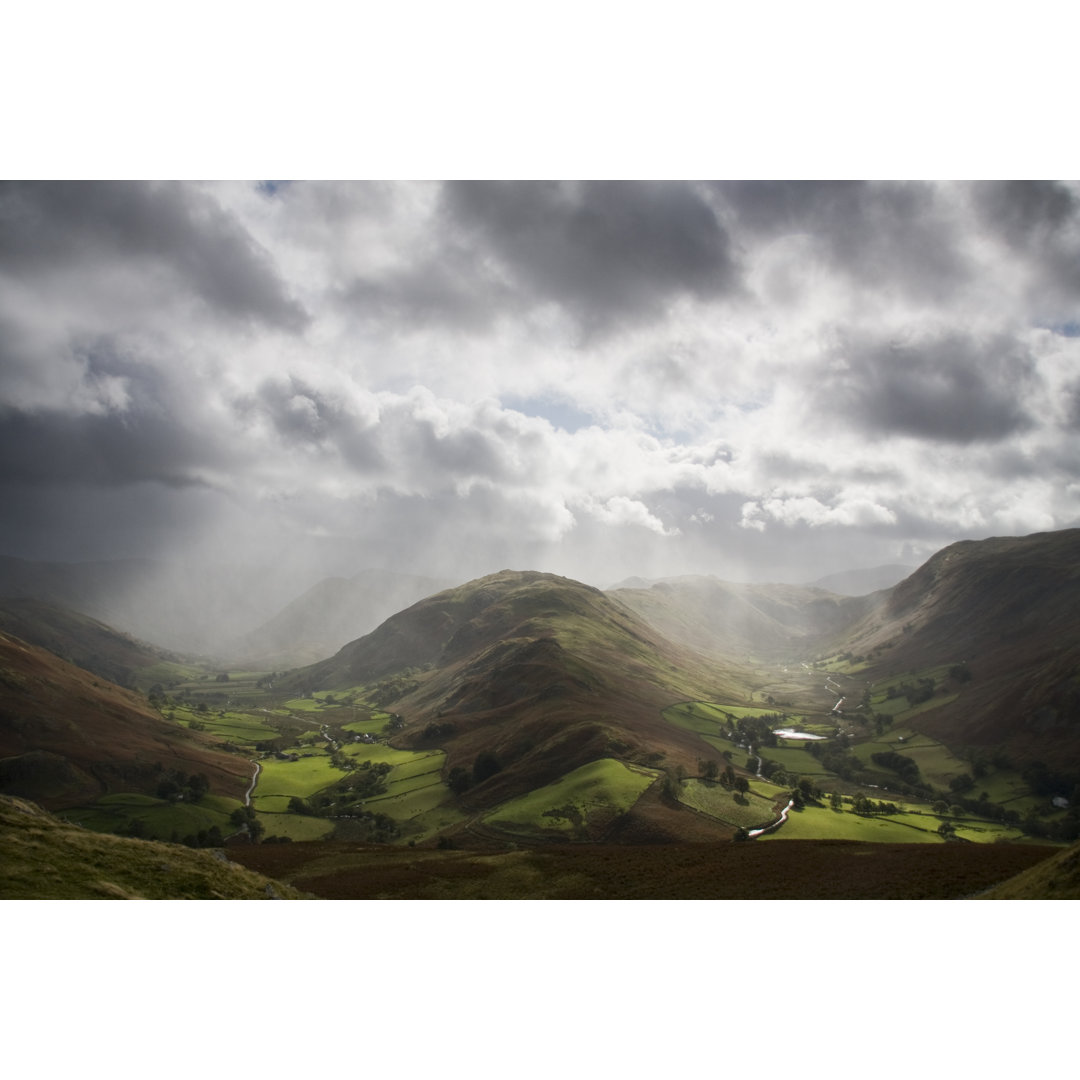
(840, 530), (1080, 769)
(230, 836), (1055, 900)
(0, 631), (251, 809)
(0, 596), (181, 690)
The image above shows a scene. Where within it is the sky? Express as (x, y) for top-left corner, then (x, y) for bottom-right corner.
(2, 178), (1079, 589)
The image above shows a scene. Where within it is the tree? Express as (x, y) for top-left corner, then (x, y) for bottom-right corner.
(447, 766), (472, 794)
(472, 751), (502, 784)
(830, 791), (843, 811)
(734, 776), (750, 795)
(187, 773), (209, 802)
(157, 776), (183, 803)
(701, 759), (719, 781)
(230, 805), (263, 842)
(288, 796), (309, 814)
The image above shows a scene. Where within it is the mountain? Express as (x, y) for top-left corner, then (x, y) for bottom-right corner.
(836, 529), (1080, 769)
(809, 564), (914, 596)
(608, 576), (872, 660)
(0, 554), (320, 656)
(0, 630), (251, 809)
(0, 795), (303, 899)
(281, 570), (744, 830)
(0, 596), (189, 691)
(229, 569), (451, 668)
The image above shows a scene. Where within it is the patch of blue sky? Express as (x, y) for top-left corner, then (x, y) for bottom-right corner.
(256, 180), (293, 197)
(1041, 320), (1080, 337)
(502, 395), (595, 433)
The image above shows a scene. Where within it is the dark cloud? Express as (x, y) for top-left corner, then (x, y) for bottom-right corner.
(439, 181), (740, 337)
(820, 332), (1036, 443)
(0, 181), (309, 331)
(339, 243), (518, 334)
(972, 180), (1077, 246)
(717, 180), (970, 302)
(242, 376), (386, 472)
(971, 181), (1080, 308)
(0, 407), (220, 488)
(0, 338), (239, 487)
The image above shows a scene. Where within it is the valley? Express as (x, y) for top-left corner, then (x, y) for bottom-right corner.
(4, 530), (1080, 898)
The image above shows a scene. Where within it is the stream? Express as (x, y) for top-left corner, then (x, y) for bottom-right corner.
(244, 760), (261, 807)
(748, 798), (795, 838)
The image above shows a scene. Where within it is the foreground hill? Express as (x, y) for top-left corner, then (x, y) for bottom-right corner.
(0, 631), (251, 809)
(281, 570), (746, 821)
(980, 837), (1080, 899)
(0, 796), (302, 899)
(229, 835), (1055, 899)
(228, 569), (451, 668)
(838, 529), (1080, 770)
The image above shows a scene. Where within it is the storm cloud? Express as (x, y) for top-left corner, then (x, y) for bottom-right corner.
(2, 180), (1079, 592)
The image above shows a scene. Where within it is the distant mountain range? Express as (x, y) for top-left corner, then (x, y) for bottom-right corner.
(0, 555), (453, 663)
(808, 564), (914, 596)
(227, 569), (452, 668)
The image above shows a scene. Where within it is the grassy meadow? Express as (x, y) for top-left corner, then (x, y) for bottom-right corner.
(483, 758), (659, 840)
(678, 779), (780, 829)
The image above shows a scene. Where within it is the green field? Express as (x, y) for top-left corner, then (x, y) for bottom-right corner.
(255, 813), (335, 842)
(762, 804), (943, 842)
(341, 743), (430, 767)
(757, 744), (833, 776)
(63, 791), (241, 842)
(484, 758), (658, 839)
(253, 753), (344, 804)
(341, 715), (392, 736)
(678, 779), (780, 829)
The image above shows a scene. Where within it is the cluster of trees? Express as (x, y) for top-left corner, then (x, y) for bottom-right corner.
(805, 739), (865, 783)
(729, 715), (784, 749)
(229, 805), (264, 842)
(174, 825), (225, 848)
(329, 747), (353, 771)
(351, 760), (392, 798)
(850, 793), (901, 815)
(447, 751), (502, 794)
(698, 759), (750, 794)
(156, 770), (210, 804)
(886, 677), (936, 706)
(870, 750), (921, 786)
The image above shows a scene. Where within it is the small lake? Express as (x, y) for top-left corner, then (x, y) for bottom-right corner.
(773, 728), (826, 741)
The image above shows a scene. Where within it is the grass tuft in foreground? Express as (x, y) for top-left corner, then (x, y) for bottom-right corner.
(0, 795), (305, 899)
